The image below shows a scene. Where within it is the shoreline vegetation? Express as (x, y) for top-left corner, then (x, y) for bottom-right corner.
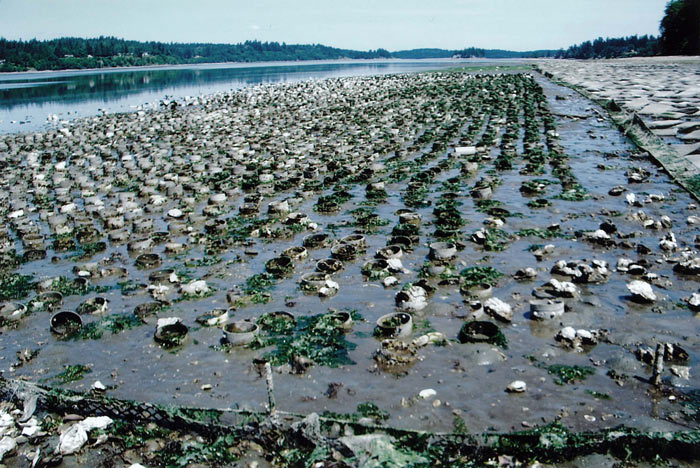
(0, 36), (559, 73)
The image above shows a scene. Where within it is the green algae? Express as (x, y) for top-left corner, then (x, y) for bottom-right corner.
(0, 272), (34, 300)
(547, 364), (596, 385)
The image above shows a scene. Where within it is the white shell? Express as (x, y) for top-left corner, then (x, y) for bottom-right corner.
(484, 297), (513, 321)
(506, 380), (527, 393)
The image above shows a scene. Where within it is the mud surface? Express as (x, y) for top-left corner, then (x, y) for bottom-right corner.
(0, 69), (697, 443)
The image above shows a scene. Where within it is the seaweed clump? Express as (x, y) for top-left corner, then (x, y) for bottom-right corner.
(251, 311), (360, 369)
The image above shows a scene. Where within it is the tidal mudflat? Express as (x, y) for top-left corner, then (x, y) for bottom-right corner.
(0, 69), (698, 465)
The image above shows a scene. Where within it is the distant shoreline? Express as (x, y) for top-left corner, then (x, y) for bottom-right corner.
(0, 57), (525, 77)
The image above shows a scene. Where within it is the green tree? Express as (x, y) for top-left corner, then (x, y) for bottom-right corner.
(659, 0), (700, 55)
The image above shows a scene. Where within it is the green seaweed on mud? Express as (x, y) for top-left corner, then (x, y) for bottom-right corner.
(239, 272), (277, 304)
(526, 198), (551, 209)
(184, 255), (223, 267)
(349, 207), (389, 233)
(69, 241), (107, 260)
(517, 226), (571, 239)
(107, 420), (237, 468)
(585, 389), (611, 400)
(555, 186), (590, 201)
(453, 415), (470, 435)
(50, 276), (90, 296)
(251, 311), (360, 368)
(258, 312), (296, 334)
(547, 364), (595, 385)
(48, 364), (92, 384)
(459, 266), (503, 289)
(475, 228), (512, 251)
(177, 286), (217, 302)
(322, 401), (390, 423)
(474, 199), (502, 213)
(75, 314), (144, 340)
(0, 272), (34, 300)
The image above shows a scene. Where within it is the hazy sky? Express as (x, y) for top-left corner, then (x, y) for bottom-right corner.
(0, 0), (669, 51)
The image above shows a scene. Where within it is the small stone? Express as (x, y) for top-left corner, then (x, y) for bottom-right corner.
(201, 384), (213, 391)
(382, 276), (399, 288)
(506, 380), (527, 393)
(584, 414), (596, 422)
(167, 208), (183, 218)
(181, 280), (209, 296)
(91, 381), (106, 392)
(418, 388), (437, 399)
(557, 326), (576, 342)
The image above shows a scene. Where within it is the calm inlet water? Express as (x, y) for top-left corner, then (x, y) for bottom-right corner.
(0, 59), (503, 134)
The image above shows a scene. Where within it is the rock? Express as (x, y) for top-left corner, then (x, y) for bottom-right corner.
(626, 280), (656, 302)
(669, 366), (690, 379)
(167, 208), (182, 218)
(386, 258), (404, 272)
(156, 317), (181, 328)
(58, 425), (88, 455)
(506, 380), (527, 393)
(514, 268), (537, 280)
(80, 416), (113, 431)
(684, 292), (700, 311)
(319, 279), (339, 297)
(382, 276), (398, 288)
(418, 388), (437, 399)
(659, 232), (677, 251)
(91, 381), (106, 392)
(557, 326), (577, 342)
(484, 297), (513, 322)
(396, 285), (428, 311)
(20, 418), (41, 437)
(546, 278), (579, 297)
(181, 280), (209, 296)
(673, 257), (700, 276)
(0, 436), (17, 461)
(609, 185), (625, 196)
(339, 434), (428, 466)
(555, 327), (600, 349)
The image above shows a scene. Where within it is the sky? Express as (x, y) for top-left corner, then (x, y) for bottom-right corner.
(0, 0), (669, 51)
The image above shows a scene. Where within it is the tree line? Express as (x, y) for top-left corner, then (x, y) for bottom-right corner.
(556, 0), (698, 58)
(0, 37), (399, 72)
(555, 35), (659, 59)
(0, 36), (564, 72)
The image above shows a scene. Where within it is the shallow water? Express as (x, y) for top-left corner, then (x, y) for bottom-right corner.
(0, 70), (697, 436)
(0, 59), (517, 134)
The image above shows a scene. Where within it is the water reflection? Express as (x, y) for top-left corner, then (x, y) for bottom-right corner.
(0, 60), (465, 133)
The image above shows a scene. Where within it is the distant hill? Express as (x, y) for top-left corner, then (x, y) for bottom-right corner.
(0, 36), (556, 72)
(349, 47), (558, 59)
